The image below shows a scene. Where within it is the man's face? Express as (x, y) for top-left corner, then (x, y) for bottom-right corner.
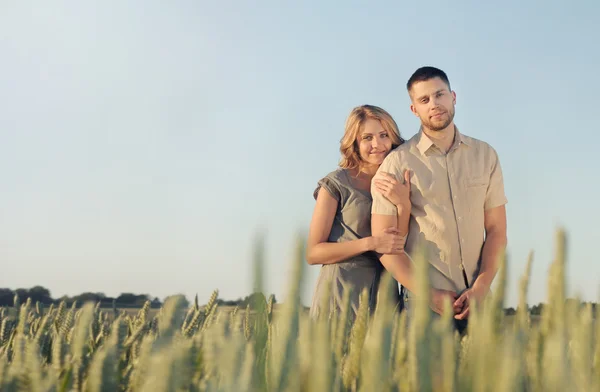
(409, 77), (456, 132)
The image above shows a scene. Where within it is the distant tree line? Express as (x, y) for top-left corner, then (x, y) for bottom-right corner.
(0, 286), (278, 309)
(504, 299), (597, 316)
(0, 286), (163, 308)
(215, 292), (278, 308)
(1, 286), (595, 314)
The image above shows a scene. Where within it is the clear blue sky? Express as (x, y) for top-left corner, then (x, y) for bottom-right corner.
(1, 1), (598, 307)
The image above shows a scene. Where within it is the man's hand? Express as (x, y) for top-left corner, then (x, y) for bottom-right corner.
(429, 288), (459, 315)
(453, 284), (489, 320)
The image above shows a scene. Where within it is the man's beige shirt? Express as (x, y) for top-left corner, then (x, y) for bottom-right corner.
(371, 126), (507, 292)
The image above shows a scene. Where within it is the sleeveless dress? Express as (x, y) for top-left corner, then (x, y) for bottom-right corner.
(309, 168), (401, 319)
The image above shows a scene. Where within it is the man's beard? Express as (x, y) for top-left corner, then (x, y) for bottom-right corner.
(422, 107), (455, 131)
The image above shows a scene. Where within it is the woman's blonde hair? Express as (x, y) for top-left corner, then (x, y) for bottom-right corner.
(339, 105), (404, 170)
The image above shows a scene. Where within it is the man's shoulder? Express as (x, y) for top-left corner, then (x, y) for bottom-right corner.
(390, 134), (420, 156)
(380, 148), (404, 170)
(382, 137), (418, 165)
(459, 132), (504, 171)
(461, 133), (496, 152)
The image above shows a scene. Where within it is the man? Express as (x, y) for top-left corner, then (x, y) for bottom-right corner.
(370, 66), (507, 333)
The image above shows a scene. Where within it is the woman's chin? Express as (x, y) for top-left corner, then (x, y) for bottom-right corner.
(370, 157), (386, 165)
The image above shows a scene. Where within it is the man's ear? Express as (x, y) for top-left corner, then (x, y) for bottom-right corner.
(410, 104), (418, 117)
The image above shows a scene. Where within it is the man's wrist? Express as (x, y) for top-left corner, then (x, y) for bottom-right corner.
(472, 276), (491, 295)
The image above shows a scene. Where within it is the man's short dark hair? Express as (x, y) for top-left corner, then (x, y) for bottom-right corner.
(406, 66), (451, 92)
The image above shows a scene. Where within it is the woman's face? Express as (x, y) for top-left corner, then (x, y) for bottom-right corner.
(356, 118), (392, 168)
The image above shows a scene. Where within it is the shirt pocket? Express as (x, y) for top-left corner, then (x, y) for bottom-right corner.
(465, 175), (488, 189)
(464, 175), (488, 210)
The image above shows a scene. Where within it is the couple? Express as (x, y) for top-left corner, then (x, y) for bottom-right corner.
(307, 66), (508, 334)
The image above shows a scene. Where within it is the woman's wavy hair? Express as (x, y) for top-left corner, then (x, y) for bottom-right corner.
(339, 105), (404, 170)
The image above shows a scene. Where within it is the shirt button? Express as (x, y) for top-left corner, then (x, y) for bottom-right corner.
(458, 216), (462, 221)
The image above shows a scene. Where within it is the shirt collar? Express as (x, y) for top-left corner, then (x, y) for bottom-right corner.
(415, 125), (469, 155)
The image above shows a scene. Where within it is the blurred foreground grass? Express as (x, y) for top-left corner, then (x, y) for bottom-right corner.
(0, 228), (598, 391)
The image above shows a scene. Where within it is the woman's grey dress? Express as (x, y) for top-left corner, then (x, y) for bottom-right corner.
(309, 168), (401, 319)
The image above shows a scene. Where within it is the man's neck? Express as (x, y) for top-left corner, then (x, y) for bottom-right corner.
(422, 123), (456, 153)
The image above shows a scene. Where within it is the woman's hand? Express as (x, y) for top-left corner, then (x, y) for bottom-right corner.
(373, 170), (411, 208)
(370, 227), (406, 254)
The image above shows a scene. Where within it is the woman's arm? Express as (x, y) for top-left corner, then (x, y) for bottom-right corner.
(307, 188), (373, 265)
(306, 188), (402, 265)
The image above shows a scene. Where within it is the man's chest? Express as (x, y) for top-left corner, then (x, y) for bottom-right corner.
(401, 149), (490, 208)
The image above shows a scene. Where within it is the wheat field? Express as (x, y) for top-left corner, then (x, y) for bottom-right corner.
(0, 228), (598, 391)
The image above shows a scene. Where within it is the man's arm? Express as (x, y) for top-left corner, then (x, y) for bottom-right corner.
(371, 212), (417, 294)
(454, 205), (507, 319)
(475, 146), (509, 291)
(372, 170), (411, 237)
(472, 205), (508, 291)
(396, 203), (410, 238)
(370, 154), (419, 293)
(454, 146), (508, 319)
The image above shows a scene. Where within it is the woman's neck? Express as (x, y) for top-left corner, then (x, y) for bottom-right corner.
(349, 164), (378, 178)
(359, 164), (379, 177)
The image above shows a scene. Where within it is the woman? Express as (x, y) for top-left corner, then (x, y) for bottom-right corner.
(306, 104), (411, 319)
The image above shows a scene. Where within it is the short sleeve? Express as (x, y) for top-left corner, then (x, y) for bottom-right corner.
(371, 153), (400, 216)
(313, 176), (341, 202)
(485, 147), (508, 210)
